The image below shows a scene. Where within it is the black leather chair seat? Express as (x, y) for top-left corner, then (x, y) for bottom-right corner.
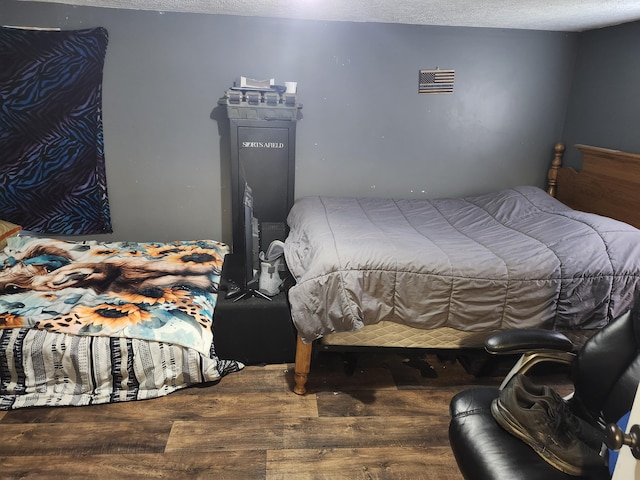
(449, 387), (611, 480)
(449, 387), (610, 480)
(449, 304), (640, 479)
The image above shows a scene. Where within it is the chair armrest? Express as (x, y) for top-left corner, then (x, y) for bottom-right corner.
(485, 328), (575, 355)
(498, 350), (577, 390)
(485, 329), (577, 391)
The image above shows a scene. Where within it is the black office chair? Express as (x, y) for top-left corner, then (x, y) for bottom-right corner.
(449, 304), (640, 480)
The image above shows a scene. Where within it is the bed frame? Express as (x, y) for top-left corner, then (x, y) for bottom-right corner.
(548, 143), (640, 230)
(292, 143), (640, 395)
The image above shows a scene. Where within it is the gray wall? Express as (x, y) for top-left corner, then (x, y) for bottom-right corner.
(2, 2), (578, 246)
(561, 21), (640, 168)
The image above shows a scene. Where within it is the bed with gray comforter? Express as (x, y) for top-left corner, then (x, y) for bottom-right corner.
(284, 186), (640, 343)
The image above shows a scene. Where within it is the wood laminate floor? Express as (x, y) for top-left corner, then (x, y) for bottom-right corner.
(0, 350), (571, 480)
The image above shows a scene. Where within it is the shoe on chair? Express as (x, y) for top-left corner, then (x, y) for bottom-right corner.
(491, 374), (605, 476)
(511, 374), (605, 453)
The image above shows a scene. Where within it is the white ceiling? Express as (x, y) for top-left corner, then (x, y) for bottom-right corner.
(18, 0), (640, 32)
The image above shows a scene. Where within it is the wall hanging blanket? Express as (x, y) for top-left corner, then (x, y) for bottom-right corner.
(0, 26), (111, 234)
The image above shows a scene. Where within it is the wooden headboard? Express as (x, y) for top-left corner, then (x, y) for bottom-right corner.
(547, 143), (640, 230)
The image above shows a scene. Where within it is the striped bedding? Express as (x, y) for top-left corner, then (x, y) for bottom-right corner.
(0, 329), (241, 409)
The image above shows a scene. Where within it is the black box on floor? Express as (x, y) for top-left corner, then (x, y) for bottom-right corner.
(213, 254), (297, 365)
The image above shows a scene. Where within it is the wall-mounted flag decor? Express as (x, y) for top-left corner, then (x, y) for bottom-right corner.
(419, 69), (455, 94)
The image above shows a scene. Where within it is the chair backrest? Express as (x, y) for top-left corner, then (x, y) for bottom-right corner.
(573, 305), (640, 424)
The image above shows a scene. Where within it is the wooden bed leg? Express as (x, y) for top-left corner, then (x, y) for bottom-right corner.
(293, 334), (312, 395)
(546, 142), (565, 197)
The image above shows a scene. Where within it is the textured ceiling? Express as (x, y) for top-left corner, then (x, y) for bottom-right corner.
(17, 0), (640, 31)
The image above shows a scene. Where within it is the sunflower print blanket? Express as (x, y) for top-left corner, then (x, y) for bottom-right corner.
(0, 236), (229, 356)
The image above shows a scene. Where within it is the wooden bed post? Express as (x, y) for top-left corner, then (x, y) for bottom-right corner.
(293, 333), (312, 395)
(546, 142), (565, 197)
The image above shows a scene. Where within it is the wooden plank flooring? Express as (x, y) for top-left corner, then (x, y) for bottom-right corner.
(0, 350), (568, 479)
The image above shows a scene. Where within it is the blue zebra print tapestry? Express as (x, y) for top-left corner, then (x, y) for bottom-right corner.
(0, 26), (112, 235)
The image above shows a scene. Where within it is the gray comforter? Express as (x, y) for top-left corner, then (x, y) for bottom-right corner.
(284, 186), (640, 343)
